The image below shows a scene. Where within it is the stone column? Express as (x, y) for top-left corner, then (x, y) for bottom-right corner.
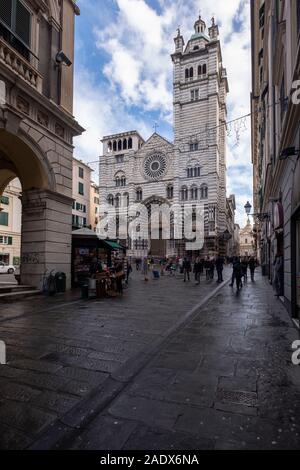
(20, 189), (73, 290)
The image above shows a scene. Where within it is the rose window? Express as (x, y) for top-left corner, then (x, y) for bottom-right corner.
(144, 153), (167, 180)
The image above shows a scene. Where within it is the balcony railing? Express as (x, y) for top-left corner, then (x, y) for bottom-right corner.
(0, 37), (42, 92)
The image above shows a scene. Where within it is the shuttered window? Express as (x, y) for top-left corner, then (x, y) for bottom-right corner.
(15, 0), (30, 46)
(0, 212), (9, 226)
(0, 0), (13, 27)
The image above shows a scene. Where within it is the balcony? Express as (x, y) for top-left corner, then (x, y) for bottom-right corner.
(0, 37), (42, 92)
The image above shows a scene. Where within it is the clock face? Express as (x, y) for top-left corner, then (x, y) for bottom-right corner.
(144, 153), (167, 180)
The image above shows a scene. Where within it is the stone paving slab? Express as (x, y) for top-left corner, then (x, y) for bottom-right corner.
(0, 270), (299, 450)
(67, 273), (300, 451)
(0, 270), (230, 449)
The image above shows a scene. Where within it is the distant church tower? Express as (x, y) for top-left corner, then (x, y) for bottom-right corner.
(172, 16), (229, 254)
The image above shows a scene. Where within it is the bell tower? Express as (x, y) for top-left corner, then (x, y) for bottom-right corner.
(171, 15), (229, 255)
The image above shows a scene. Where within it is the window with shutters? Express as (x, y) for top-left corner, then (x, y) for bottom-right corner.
(78, 182), (84, 195)
(0, 235), (12, 244)
(0, 212), (9, 226)
(0, 0), (31, 60)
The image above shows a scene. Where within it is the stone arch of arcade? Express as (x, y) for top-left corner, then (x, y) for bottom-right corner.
(0, 127), (73, 289)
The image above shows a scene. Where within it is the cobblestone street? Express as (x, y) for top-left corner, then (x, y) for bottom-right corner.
(0, 269), (299, 450)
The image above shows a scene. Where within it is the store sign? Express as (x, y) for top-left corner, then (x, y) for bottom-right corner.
(274, 202), (284, 230)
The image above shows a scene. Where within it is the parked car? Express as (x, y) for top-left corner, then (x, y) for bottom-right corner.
(0, 262), (15, 274)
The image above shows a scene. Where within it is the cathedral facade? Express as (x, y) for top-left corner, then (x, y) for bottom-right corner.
(99, 16), (230, 258)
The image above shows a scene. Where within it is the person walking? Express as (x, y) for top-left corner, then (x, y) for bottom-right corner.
(183, 257), (191, 282)
(241, 257), (248, 283)
(115, 259), (124, 295)
(204, 257), (211, 281)
(215, 254), (224, 283)
(209, 257), (215, 280)
(231, 257), (242, 291)
(248, 257), (256, 282)
(193, 257), (202, 285)
(142, 257), (149, 282)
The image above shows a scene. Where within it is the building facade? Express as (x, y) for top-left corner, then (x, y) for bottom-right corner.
(0, 0), (83, 288)
(99, 16), (231, 258)
(0, 178), (21, 266)
(239, 219), (255, 257)
(72, 158), (92, 230)
(225, 195), (236, 257)
(251, 0), (300, 322)
(90, 182), (100, 233)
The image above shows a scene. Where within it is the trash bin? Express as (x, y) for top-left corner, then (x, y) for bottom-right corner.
(55, 272), (66, 293)
(81, 283), (89, 299)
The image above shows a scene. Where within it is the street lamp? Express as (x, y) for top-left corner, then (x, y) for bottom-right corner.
(244, 201), (252, 216)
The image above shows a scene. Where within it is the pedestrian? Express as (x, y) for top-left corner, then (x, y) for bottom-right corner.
(183, 257), (191, 282)
(215, 254), (224, 283)
(135, 258), (141, 271)
(204, 257), (211, 281)
(241, 257), (248, 282)
(231, 257), (242, 291)
(209, 257), (215, 280)
(193, 257), (202, 285)
(273, 251), (284, 297)
(248, 257), (256, 282)
(124, 257), (132, 284)
(142, 257), (149, 282)
(114, 259), (124, 295)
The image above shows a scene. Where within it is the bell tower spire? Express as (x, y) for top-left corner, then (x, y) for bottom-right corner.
(194, 15), (206, 34)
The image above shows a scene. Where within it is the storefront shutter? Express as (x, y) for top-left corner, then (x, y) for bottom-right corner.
(0, 0), (12, 28)
(15, 0), (30, 46)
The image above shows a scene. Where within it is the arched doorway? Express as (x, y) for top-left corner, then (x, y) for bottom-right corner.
(143, 196), (172, 257)
(0, 129), (73, 289)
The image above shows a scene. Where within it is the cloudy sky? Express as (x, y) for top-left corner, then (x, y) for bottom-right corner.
(74, 0), (252, 226)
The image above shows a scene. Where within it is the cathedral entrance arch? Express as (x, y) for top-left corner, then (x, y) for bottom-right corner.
(143, 196), (172, 257)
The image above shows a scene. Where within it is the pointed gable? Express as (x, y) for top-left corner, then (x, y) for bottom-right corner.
(135, 133), (174, 157)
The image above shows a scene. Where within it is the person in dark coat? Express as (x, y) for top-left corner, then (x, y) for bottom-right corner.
(241, 258), (248, 282)
(183, 257), (191, 282)
(248, 257), (256, 282)
(209, 258), (215, 280)
(204, 257), (211, 281)
(193, 257), (202, 285)
(231, 257), (242, 291)
(215, 255), (224, 283)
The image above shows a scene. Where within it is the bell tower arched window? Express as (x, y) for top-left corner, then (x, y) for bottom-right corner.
(128, 137), (133, 149)
(123, 139), (127, 150)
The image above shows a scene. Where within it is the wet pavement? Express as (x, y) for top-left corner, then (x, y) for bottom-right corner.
(0, 268), (299, 450)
